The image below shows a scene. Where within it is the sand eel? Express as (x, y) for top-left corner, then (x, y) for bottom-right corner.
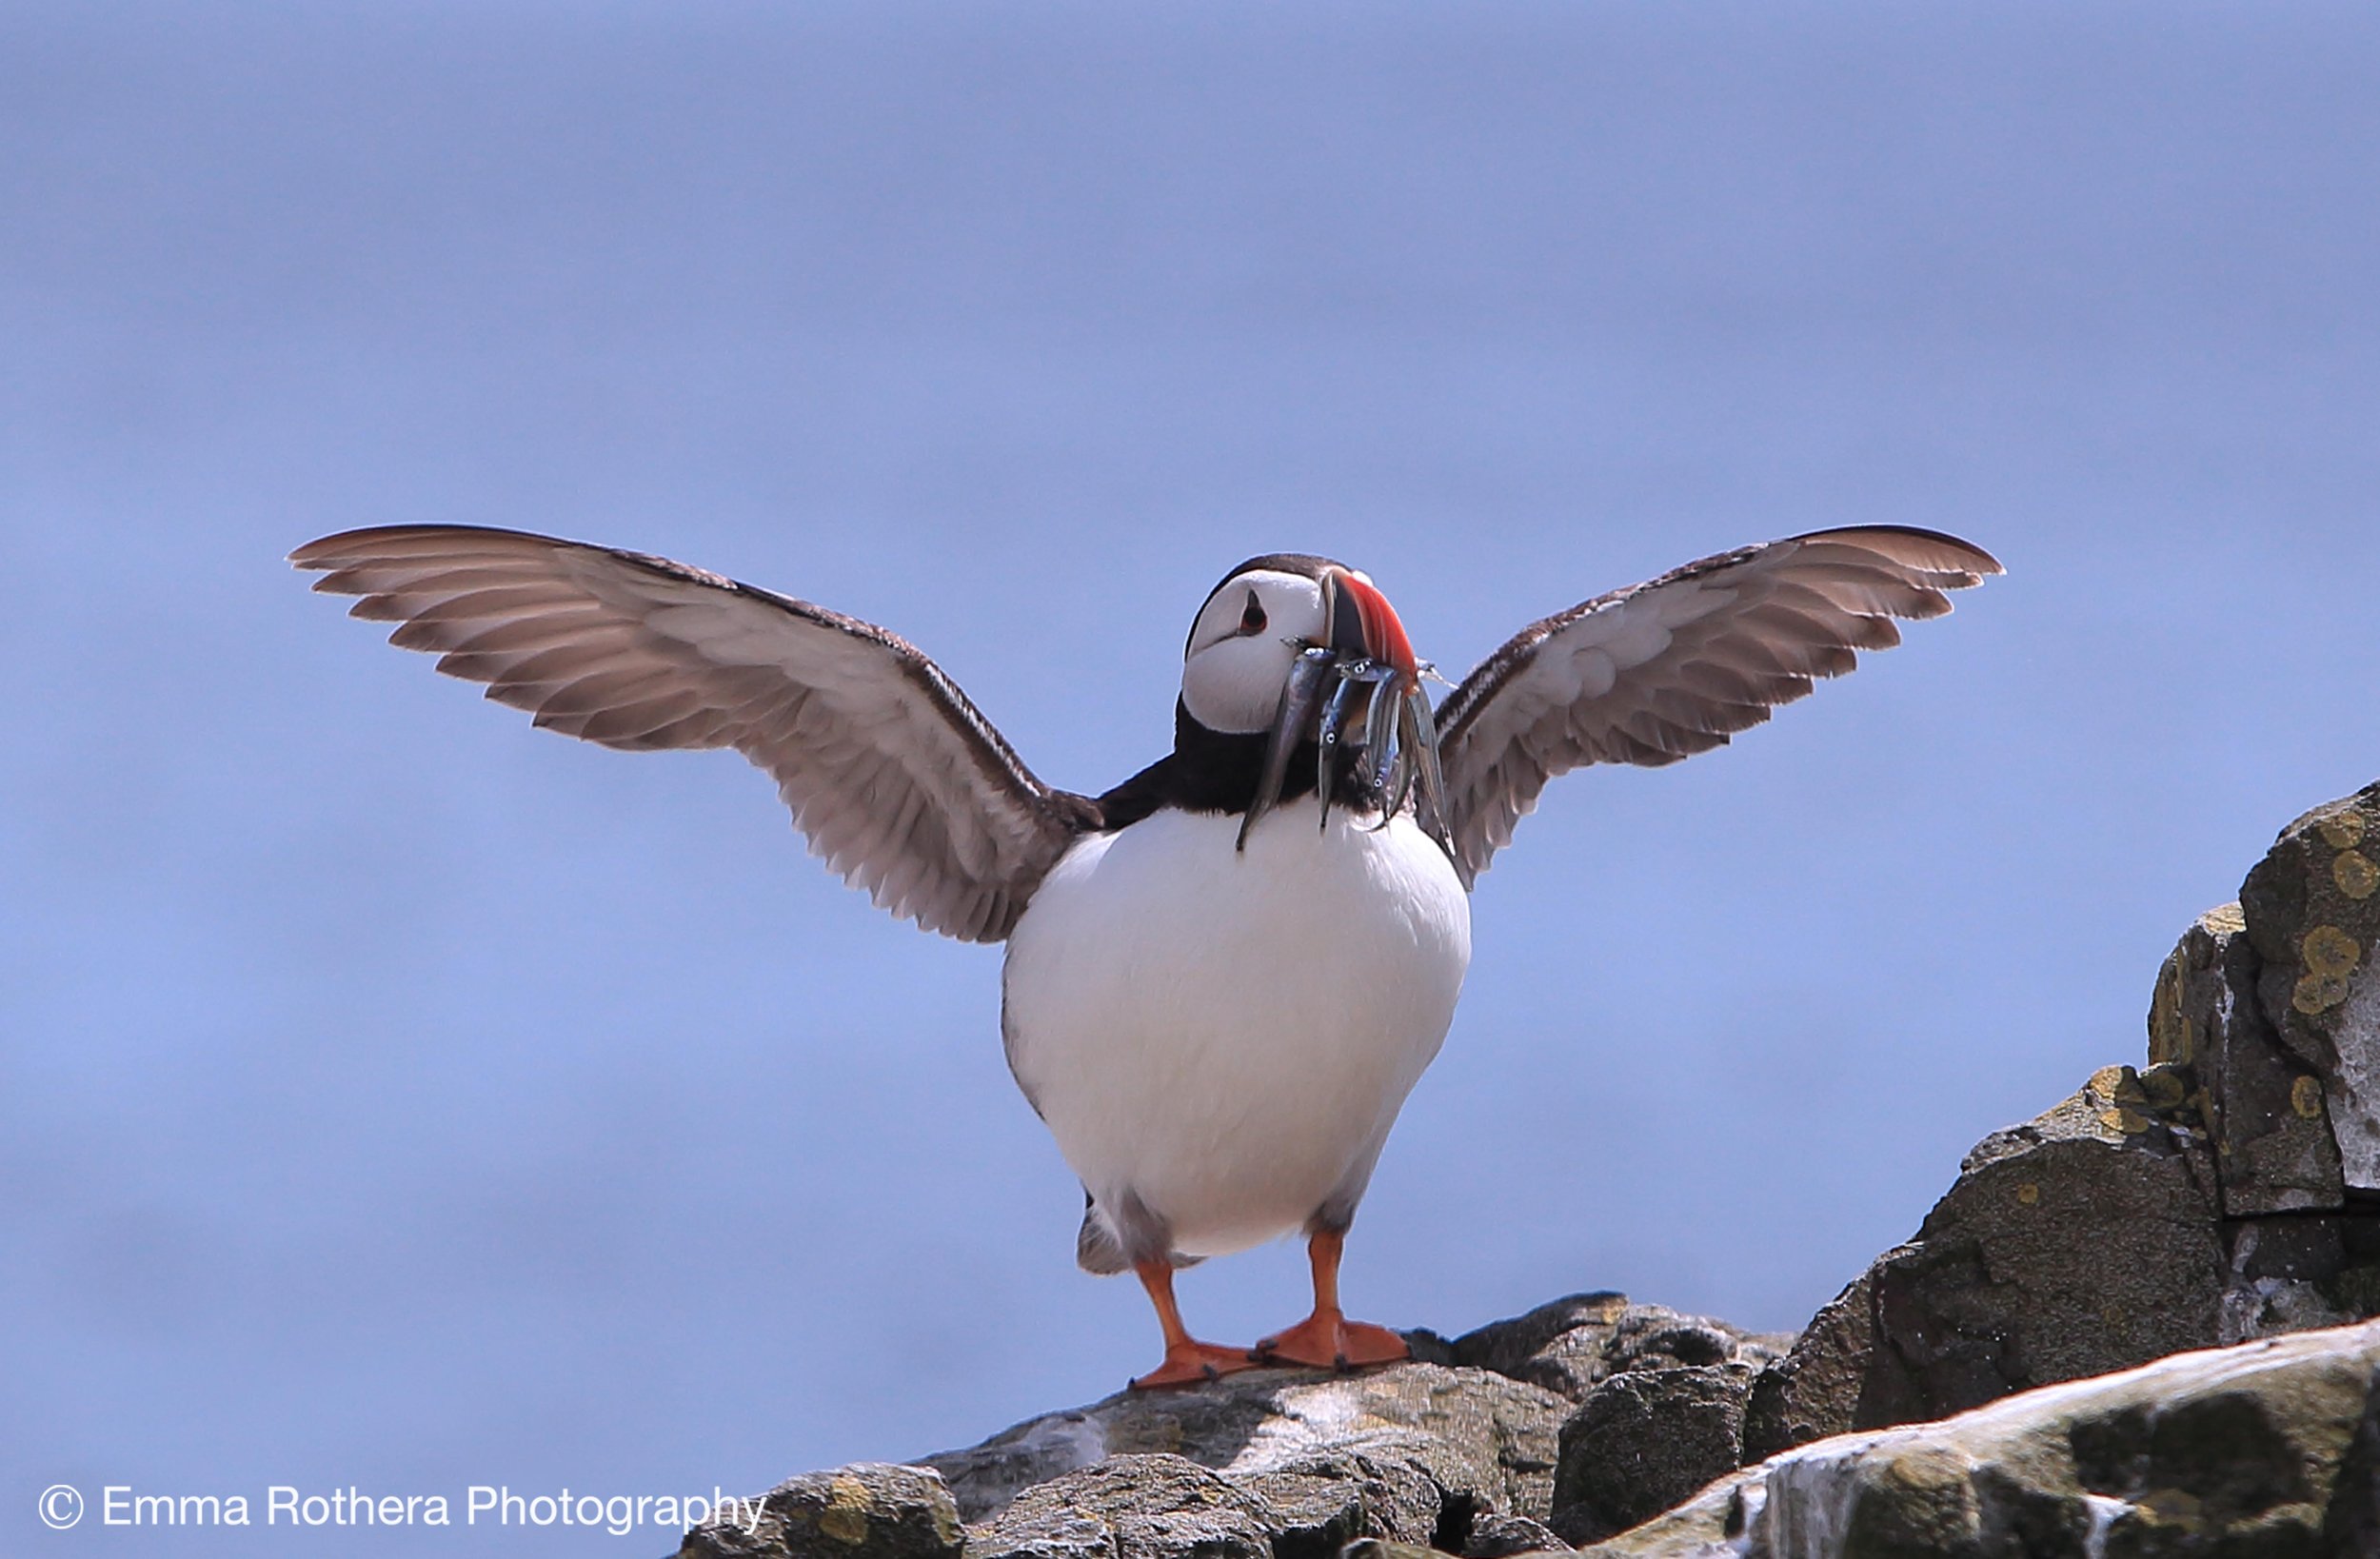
(292, 525), (1999, 1388)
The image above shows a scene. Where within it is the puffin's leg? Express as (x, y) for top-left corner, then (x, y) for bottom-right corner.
(1130, 1260), (1259, 1390)
(1253, 1229), (1410, 1372)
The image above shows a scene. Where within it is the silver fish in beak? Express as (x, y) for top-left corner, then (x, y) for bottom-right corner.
(1237, 644), (1338, 852)
(1233, 567), (1454, 862)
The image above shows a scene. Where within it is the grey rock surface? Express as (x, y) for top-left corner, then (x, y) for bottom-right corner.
(1578, 1316), (2380, 1558)
(1740, 1273), (1875, 1464)
(1550, 1364), (1756, 1544)
(1744, 1068), (2231, 1454)
(966, 1456), (1277, 1559)
(920, 1359), (1568, 1534)
(1443, 1293), (1790, 1407)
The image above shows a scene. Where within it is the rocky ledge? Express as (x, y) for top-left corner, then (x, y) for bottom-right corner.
(676, 780), (2380, 1559)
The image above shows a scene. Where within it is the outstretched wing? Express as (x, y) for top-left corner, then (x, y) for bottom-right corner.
(1431, 526), (2000, 885)
(292, 524), (1099, 942)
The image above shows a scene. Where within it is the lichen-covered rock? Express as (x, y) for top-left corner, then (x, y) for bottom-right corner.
(1578, 1318), (2380, 1558)
(1549, 1364), (1756, 1544)
(2140, 785), (2380, 1344)
(2243, 782), (2380, 1193)
(676, 1464), (963, 1559)
(2151, 902), (2345, 1214)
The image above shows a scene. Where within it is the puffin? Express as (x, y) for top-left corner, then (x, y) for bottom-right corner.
(292, 524), (1999, 1388)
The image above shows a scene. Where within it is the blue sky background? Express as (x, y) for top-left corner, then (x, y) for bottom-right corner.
(6, 3), (2377, 1554)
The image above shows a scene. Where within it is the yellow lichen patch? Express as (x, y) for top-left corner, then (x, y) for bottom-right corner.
(2138, 1066), (2189, 1109)
(2292, 1075), (2326, 1120)
(2295, 973), (2351, 1016)
(819, 1477), (874, 1546)
(2098, 1106), (2151, 1135)
(2202, 902), (2247, 935)
(2319, 810), (2369, 850)
(2016, 1182), (2040, 1206)
(2302, 925), (2362, 977)
(2089, 1064), (2129, 1099)
(2336, 851), (2379, 899)
(2149, 960), (2191, 1065)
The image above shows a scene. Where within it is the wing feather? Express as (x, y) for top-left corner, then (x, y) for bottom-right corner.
(293, 523), (1097, 942)
(1434, 526), (1999, 884)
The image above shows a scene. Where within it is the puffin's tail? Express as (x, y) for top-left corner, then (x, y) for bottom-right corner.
(1076, 1191), (1201, 1275)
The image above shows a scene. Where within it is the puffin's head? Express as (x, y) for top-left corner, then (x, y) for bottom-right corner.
(1181, 555), (1448, 853)
(1180, 554), (1417, 735)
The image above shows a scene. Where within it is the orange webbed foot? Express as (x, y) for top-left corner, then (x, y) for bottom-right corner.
(1254, 1312), (1410, 1372)
(1130, 1339), (1262, 1391)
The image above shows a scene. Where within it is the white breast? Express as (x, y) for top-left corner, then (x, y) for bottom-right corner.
(1002, 799), (1472, 1258)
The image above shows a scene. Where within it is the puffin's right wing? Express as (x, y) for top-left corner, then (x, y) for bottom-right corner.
(1430, 526), (2001, 886)
(292, 525), (1099, 943)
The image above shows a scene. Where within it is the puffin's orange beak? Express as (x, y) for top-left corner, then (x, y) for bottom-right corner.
(1325, 570), (1418, 690)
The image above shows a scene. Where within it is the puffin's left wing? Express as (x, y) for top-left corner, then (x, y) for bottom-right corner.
(1431, 526), (2000, 886)
(292, 524), (1098, 942)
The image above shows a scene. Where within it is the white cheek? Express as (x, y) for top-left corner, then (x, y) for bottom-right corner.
(1182, 637), (1296, 733)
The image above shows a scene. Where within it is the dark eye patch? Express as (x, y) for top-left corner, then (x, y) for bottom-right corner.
(1239, 589), (1267, 636)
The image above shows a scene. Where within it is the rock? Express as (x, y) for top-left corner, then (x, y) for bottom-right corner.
(966, 1455), (1277, 1559)
(1448, 1293), (1790, 1406)
(2242, 782), (2380, 1192)
(1744, 1068), (2229, 1454)
(2151, 903), (2345, 1214)
(1741, 1273), (1875, 1463)
(2146, 785), (2380, 1343)
(1549, 1364), (1756, 1544)
(1235, 1448), (1445, 1554)
(921, 1360), (1568, 1549)
(1460, 1511), (1572, 1555)
(1578, 1316), (2380, 1558)
(676, 1464), (963, 1559)
(673, 780), (2380, 1558)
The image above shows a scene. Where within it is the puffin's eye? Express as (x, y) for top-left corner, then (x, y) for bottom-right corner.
(1239, 590), (1267, 636)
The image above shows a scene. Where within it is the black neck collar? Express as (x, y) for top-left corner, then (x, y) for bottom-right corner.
(1095, 699), (1376, 832)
